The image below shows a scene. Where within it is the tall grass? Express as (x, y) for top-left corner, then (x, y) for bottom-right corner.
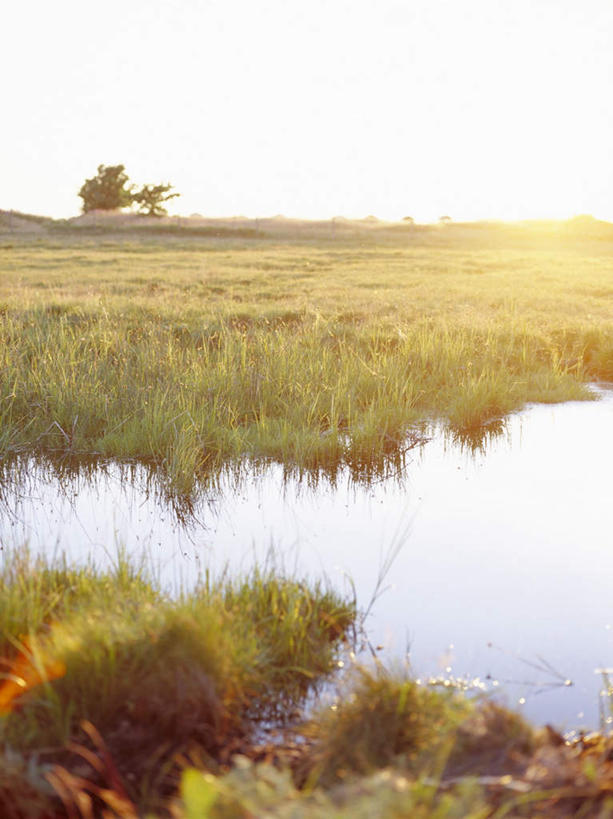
(0, 550), (355, 814)
(0, 237), (612, 493)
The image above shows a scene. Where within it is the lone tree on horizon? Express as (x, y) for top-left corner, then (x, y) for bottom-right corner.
(78, 165), (180, 216)
(132, 183), (180, 217)
(78, 164), (133, 212)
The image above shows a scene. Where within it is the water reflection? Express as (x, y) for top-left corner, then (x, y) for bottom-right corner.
(0, 426), (432, 525)
(0, 386), (612, 731)
(0, 455), (201, 528)
(445, 417), (510, 454)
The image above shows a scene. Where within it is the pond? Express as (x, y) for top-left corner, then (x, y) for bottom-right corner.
(1, 385), (612, 731)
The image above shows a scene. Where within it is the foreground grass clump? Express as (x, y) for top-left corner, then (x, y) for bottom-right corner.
(172, 668), (613, 818)
(0, 551), (355, 815)
(0, 549), (159, 657)
(1, 233), (612, 492)
(298, 666), (472, 787)
(1, 559), (613, 817)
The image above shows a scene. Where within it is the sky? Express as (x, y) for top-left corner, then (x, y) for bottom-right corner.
(3, 0), (613, 223)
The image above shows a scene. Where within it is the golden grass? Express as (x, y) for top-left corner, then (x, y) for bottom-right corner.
(0, 231), (611, 493)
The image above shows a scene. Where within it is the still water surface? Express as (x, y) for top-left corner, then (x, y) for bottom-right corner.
(1, 386), (612, 730)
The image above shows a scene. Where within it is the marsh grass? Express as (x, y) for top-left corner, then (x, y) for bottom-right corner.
(0, 548), (159, 658)
(2, 553), (613, 817)
(0, 550), (355, 814)
(296, 665), (473, 787)
(1, 233), (611, 494)
(171, 669), (613, 819)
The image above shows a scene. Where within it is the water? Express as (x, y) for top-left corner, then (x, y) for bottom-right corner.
(1, 386), (613, 731)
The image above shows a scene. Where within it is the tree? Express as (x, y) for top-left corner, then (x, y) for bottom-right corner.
(132, 183), (180, 217)
(78, 164), (133, 212)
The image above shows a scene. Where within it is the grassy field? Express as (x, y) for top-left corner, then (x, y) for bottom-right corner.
(1, 225), (612, 494)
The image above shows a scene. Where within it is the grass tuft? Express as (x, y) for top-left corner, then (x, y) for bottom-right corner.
(0, 550), (355, 813)
(298, 666), (472, 787)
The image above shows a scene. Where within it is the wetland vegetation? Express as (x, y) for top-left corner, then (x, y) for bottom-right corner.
(3, 551), (613, 818)
(1, 218), (613, 816)
(1, 220), (612, 496)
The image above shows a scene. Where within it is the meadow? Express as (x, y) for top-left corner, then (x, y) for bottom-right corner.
(1, 223), (612, 495)
(2, 221), (613, 816)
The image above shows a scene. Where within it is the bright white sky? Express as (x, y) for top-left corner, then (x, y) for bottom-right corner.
(2, 0), (613, 222)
